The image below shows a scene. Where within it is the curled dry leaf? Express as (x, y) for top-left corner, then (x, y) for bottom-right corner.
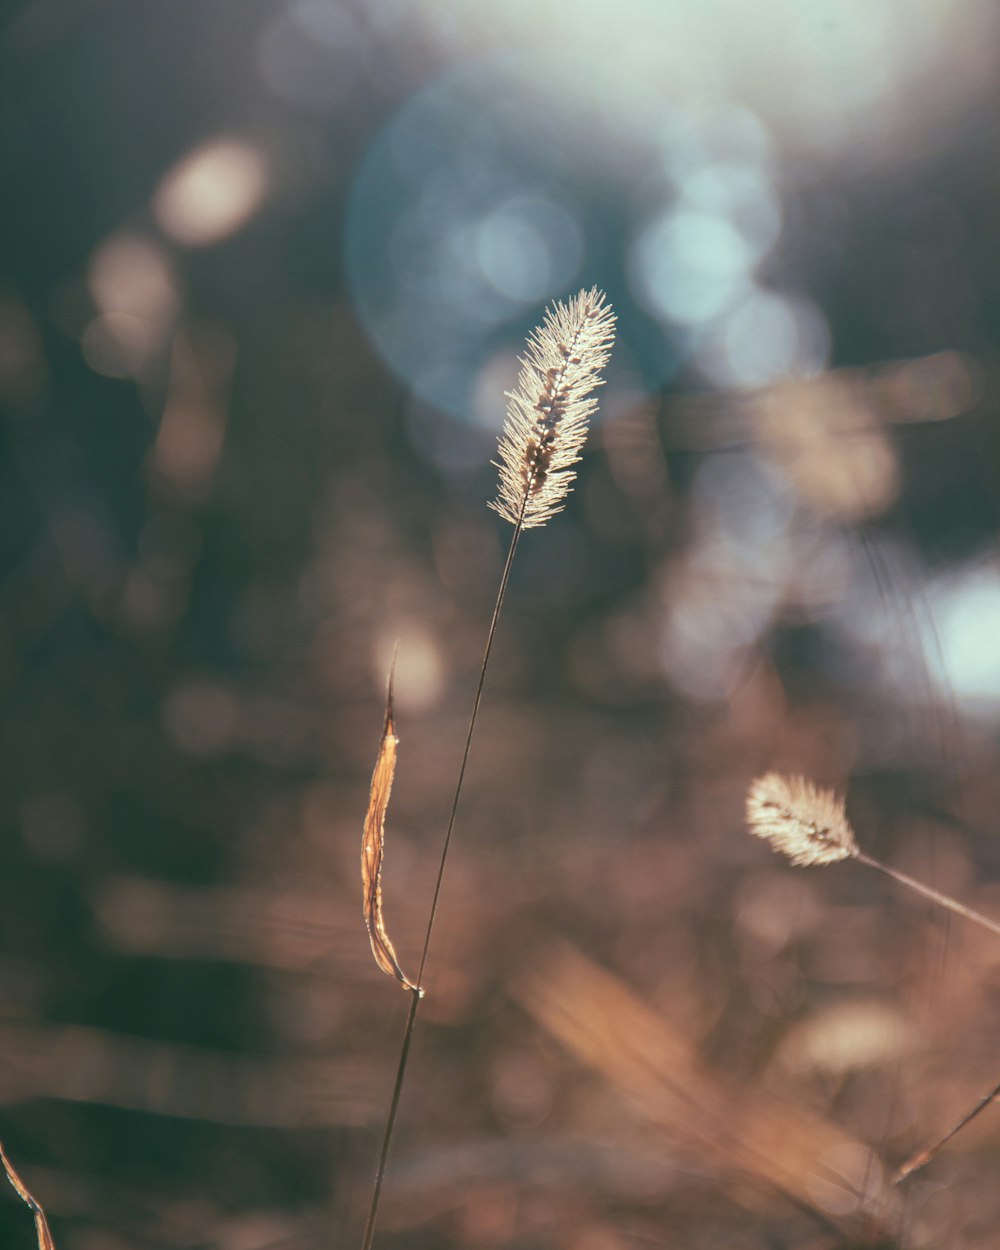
(361, 661), (422, 996)
(0, 1140), (55, 1250)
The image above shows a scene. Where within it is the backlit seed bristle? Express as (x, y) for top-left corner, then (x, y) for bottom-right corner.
(746, 773), (858, 867)
(490, 287), (616, 529)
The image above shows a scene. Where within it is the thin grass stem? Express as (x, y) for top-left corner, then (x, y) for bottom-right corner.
(360, 514), (524, 1250)
(359, 987), (420, 1250)
(872, 854), (1000, 1183)
(854, 850), (1000, 940)
(414, 518), (524, 987)
(895, 1075), (1000, 1183)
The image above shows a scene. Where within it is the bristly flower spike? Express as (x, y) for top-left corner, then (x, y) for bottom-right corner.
(746, 772), (1000, 938)
(746, 770), (1000, 1182)
(746, 773), (857, 867)
(491, 287), (616, 530)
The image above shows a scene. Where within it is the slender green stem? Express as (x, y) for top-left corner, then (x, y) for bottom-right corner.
(360, 514), (524, 1250)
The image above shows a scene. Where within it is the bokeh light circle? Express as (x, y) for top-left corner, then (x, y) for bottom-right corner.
(343, 54), (679, 427)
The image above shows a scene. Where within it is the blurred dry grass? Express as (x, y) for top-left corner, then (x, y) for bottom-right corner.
(4, 6), (1000, 1250)
(6, 307), (1000, 1247)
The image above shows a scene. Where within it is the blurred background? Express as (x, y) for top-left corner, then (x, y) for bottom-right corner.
(4, 1), (1000, 1246)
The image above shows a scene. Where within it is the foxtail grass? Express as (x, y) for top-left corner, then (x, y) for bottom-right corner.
(746, 771), (1000, 1181)
(360, 289), (615, 1249)
(746, 772), (1000, 940)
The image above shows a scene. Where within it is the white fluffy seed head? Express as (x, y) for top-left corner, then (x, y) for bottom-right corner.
(746, 773), (858, 867)
(490, 287), (616, 530)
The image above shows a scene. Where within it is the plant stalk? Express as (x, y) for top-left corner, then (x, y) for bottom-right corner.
(360, 512), (524, 1250)
(854, 850), (1000, 940)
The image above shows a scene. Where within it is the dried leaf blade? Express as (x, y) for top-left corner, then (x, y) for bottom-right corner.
(361, 664), (422, 995)
(0, 1140), (55, 1250)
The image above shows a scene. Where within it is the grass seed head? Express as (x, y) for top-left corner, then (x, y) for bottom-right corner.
(490, 287), (616, 530)
(746, 772), (858, 867)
